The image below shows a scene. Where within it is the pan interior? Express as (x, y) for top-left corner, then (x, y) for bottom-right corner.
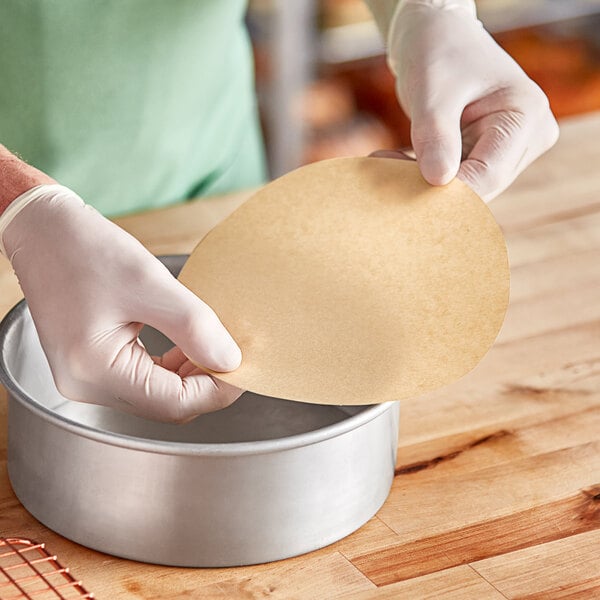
(3, 307), (366, 444)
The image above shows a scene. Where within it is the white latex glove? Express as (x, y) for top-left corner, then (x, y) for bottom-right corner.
(369, 0), (559, 201)
(0, 185), (243, 422)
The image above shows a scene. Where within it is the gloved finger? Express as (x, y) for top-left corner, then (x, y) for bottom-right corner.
(178, 359), (206, 379)
(457, 83), (559, 200)
(457, 110), (533, 201)
(151, 345), (188, 371)
(154, 345), (210, 378)
(135, 270), (242, 373)
(369, 148), (417, 161)
(410, 103), (464, 186)
(107, 338), (243, 422)
(458, 113), (527, 201)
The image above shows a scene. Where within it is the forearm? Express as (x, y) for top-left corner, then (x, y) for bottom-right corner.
(0, 145), (55, 216)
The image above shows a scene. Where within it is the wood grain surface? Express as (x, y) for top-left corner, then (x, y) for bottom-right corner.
(1, 112), (599, 599)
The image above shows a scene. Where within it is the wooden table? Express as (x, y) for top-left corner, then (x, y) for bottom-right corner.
(1, 112), (600, 599)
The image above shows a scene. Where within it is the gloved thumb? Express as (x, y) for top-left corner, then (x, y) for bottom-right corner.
(410, 104), (463, 186)
(136, 270), (242, 373)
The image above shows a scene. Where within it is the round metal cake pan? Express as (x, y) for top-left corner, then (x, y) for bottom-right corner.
(0, 255), (399, 567)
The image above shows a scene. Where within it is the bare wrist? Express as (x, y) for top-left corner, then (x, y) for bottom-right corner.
(0, 145), (56, 216)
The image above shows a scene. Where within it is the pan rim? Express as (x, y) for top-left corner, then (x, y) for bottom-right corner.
(0, 298), (397, 458)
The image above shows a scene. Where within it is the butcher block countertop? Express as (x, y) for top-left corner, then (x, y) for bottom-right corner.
(1, 112), (600, 599)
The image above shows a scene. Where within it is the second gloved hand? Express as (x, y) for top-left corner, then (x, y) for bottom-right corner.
(385, 0), (559, 201)
(1, 184), (243, 422)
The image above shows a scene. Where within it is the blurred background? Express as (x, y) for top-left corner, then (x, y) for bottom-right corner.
(246, 0), (600, 177)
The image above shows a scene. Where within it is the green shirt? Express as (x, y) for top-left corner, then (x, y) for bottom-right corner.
(0, 0), (266, 216)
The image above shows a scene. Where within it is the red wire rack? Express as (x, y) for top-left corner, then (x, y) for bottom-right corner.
(0, 538), (94, 599)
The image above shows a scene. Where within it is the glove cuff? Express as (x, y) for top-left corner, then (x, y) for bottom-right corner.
(0, 184), (83, 257)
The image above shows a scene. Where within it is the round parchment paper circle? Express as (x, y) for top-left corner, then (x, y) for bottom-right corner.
(178, 157), (509, 405)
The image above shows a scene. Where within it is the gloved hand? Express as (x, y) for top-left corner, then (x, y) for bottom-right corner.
(369, 0), (559, 201)
(0, 184), (243, 422)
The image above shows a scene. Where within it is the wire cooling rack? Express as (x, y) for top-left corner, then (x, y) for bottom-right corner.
(0, 538), (94, 599)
